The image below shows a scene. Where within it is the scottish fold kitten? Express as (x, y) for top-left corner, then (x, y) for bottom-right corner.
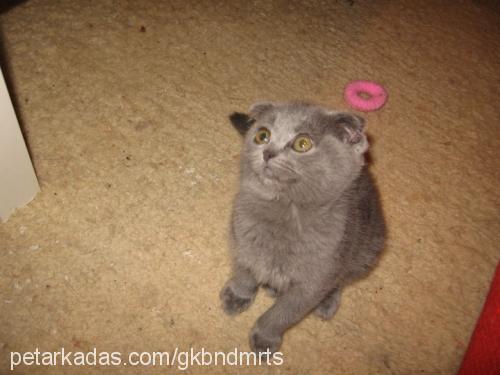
(220, 101), (385, 354)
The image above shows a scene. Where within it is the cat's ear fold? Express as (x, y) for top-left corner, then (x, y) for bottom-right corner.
(249, 102), (274, 119)
(229, 102), (274, 136)
(329, 113), (368, 154)
(229, 112), (254, 136)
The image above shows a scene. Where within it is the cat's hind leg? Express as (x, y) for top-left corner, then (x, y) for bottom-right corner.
(314, 287), (342, 320)
(220, 266), (258, 315)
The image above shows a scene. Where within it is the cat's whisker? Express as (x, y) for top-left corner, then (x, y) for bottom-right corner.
(271, 160), (298, 175)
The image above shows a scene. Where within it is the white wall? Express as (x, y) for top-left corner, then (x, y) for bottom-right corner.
(0, 68), (39, 222)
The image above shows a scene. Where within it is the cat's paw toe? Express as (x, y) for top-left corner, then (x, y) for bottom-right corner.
(314, 305), (334, 320)
(314, 300), (340, 321)
(249, 327), (282, 355)
(220, 285), (254, 315)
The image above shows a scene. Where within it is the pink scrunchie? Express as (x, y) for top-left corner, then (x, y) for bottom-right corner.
(344, 80), (388, 112)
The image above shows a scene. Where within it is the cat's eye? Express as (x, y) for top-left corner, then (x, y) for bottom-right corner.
(254, 128), (271, 144)
(292, 135), (313, 153)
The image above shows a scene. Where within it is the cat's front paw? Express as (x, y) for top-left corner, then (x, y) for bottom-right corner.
(220, 284), (254, 315)
(249, 326), (282, 355)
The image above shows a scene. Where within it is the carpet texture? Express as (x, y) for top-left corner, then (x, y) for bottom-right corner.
(0, 0), (499, 374)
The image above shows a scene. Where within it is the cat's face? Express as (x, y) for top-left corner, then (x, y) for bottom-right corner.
(232, 102), (369, 204)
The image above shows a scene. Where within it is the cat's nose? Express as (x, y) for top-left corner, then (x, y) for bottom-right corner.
(263, 150), (276, 162)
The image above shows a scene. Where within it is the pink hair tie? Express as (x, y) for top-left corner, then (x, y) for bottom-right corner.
(344, 80), (388, 112)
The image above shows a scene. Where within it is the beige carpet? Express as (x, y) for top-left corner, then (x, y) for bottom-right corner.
(1, 0), (499, 373)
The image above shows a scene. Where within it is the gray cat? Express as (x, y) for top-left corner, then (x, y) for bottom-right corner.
(220, 101), (385, 354)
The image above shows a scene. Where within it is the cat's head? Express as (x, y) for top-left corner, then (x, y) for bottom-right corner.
(230, 102), (369, 204)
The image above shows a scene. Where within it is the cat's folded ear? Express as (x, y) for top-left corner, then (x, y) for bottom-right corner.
(229, 102), (274, 136)
(229, 112), (255, 136)
(329, 113), (368, 154)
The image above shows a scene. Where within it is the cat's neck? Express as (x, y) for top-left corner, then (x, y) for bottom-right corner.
(241, 183), (346, 213)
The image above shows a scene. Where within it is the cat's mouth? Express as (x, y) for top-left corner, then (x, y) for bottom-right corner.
(263, 165), (274, 178)
(261, 165), (297, 184)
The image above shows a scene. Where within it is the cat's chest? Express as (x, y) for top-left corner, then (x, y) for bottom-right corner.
(248, 202), (305, 247)
(233, 200), (344, 289)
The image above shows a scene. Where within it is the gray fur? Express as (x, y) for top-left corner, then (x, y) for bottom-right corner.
(220, 101), (385, 354)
